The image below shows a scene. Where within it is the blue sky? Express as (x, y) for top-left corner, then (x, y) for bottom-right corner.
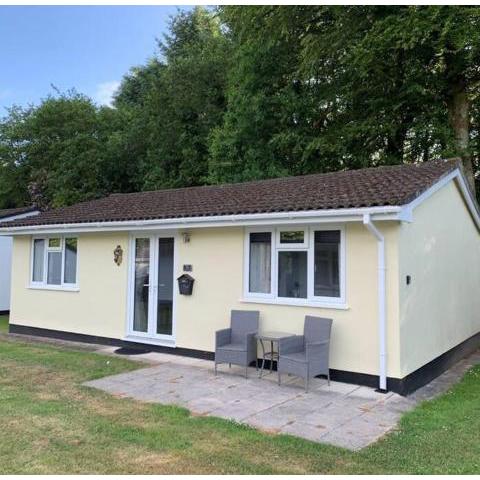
(0, 5), (190, 113)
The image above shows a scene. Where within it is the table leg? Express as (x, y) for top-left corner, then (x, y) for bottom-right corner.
(259, 338), (266, 378)
(270, 340), (274, 372)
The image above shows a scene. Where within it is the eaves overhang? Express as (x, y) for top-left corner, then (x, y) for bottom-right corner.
(2, 166), (478, 236)
(0, 205), (404, 236)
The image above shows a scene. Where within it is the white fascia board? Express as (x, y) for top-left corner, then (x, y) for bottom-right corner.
(399, 168), (480, 231)
(0, 205), (403, 236)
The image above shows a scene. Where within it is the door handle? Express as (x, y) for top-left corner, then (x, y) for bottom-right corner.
(143, 283), (150, 287)
(159, 283), (166, 287)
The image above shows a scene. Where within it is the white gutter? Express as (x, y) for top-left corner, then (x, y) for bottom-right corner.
(363, 213), (388, 392)
(0, 205), (403, 235)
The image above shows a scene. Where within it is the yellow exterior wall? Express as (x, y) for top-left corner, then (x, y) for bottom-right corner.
(175, 223), (401, 377)
(10, 233), (129, 339)
(10, 223), (402, 378)
(398, 181), (480, 377)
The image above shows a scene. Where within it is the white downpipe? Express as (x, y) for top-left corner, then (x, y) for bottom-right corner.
(363, 213), (387, 391)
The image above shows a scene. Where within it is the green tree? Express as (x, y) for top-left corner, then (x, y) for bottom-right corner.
(0, 91), (131, 209)
(115, 7), (231, 190)
(213, 6), (480, 189)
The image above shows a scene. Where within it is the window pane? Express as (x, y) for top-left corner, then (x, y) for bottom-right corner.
(314, 230), (340, 298)
(133, 238), (150, 333)
(64, 238), (77, 284)
(32, 239), (45, 282)
(48, 238), (61, 248)
(47, 251), (62, 285)
(249, 232), (271, 293)
(278, 251), (307, 298)
(280, 230), (304, 244)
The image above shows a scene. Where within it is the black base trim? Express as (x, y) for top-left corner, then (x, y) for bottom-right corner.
(392, 330), (480, 395)
(8, 324), (480, 396)
(8, 324), (214, 361)
(0, 310), (9, 316)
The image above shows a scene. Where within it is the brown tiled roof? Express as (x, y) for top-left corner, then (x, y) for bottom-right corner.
(0, 160), (460, 228)
(0, 206), (38, 222)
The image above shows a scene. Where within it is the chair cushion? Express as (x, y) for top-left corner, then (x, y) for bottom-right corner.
(281, 351), (307, 363)
(217, 343), (245, 352)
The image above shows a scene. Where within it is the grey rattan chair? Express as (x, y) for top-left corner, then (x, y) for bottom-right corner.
(278, 316), (332, 392)
(214, 310), (259, 378)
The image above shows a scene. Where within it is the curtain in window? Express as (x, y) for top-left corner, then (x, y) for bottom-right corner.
(32, 239), (45, 282)
(249, 232), (271, 294)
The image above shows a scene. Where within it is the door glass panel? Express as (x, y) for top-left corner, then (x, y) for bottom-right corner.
(156, 238), (174, 335)
(133, 238), (150, 333)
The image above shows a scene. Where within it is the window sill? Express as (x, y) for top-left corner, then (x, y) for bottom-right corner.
(28, 284), (80, 292)
(240, 296), (349, 310)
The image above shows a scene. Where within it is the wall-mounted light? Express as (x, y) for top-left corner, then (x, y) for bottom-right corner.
(182, 232), (191, 243)
(114, 245), (123, 266)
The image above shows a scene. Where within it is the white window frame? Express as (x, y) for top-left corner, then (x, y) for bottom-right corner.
(243, 225), (347, 309)
(30, 235), (79, 291)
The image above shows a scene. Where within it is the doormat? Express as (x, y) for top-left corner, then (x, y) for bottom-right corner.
(114, 347), (152, 355)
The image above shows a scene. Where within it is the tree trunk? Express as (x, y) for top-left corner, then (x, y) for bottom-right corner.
(447, 80), (475, 192)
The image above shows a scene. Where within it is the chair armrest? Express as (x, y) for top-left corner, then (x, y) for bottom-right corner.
(216, 328), (231, 348)
(306, 340), (329, 359)
(279, 335), (304, 355)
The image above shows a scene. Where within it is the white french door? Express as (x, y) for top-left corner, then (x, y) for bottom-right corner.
(128, 234), (176, 343)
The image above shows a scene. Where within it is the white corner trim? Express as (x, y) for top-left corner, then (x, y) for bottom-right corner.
(400, 168), (480, 231)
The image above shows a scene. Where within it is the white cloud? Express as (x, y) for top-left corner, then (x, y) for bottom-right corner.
(94, 81), (120, 107)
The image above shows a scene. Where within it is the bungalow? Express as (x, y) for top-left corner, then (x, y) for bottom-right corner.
(0, 206), (39, 313)
(1, 159), (479, 395)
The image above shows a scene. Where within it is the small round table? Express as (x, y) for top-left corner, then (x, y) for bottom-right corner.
(256, 331), (293, 378)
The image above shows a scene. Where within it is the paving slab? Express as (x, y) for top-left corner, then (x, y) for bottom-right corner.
(83, 348), (479, 450)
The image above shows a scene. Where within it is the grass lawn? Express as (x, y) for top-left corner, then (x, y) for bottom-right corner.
(0, 314), (8, 333)
(0, 326), (479, 473)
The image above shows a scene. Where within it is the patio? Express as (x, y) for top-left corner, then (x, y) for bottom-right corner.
(84, 352), (397, 449)
(82, 347), (478, 450)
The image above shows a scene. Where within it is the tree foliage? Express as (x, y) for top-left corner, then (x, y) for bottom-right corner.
(1, 6), (479, 210)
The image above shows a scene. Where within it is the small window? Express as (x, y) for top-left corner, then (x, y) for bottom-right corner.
(249, 232), (271, 294)
(48, 238), (61, 249)
(280, 230), (304, 244)
(276, 228), (308, 248)
(31, 236), (78, 288)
